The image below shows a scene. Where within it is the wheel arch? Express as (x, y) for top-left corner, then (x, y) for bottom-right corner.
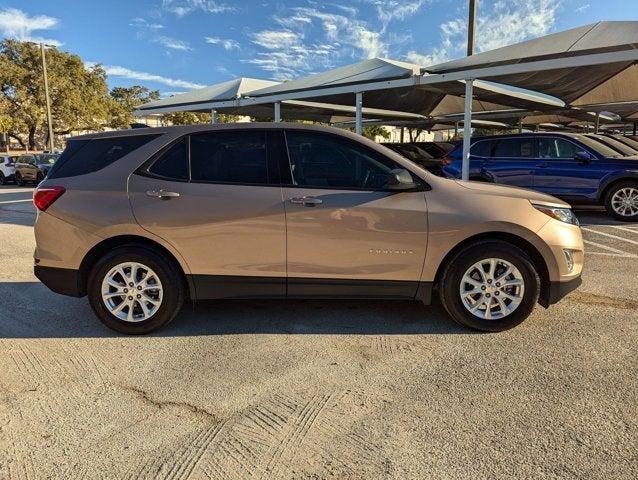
(598, 173), (638, 204)
(78, 235), (194, 299)
(432, 231), (551, 307)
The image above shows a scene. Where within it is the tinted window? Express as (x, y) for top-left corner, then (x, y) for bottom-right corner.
(538, 138), (579, 159)
(148, 138), (189, 180)
(470, 140), (493, 157)
(190, 131), (268, 184)
(48, 134), (159, 179)
(493, 138), (534, 158)
(286, 131), (403, 190)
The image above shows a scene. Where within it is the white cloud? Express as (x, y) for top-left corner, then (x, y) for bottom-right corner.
(86, 62), (205, 89)
(247, 7), (389, 80)
(251, 30), (302, 50)
(406, 0), (560, 66)
(0, 7), (62, 46)
(575, 3), (590, 13)
(156, 36), (192, 51)
(365, 0), (428, 25)
(129, 17), (164, 30)
(204, 36), (240, 50)
(162, 0), (234, 17)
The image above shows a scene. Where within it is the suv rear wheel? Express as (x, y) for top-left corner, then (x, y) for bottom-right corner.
(87, 246), (185, 334)
(439, 240), (541, 332)
(605, 181), (638, 221)
(15, 172), (24, 186)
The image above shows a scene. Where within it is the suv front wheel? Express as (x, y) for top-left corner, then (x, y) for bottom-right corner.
(87, 246), (185, 334)
(439, 240), (541, 332)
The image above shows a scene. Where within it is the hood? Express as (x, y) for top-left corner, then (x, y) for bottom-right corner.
(454, 180), (570, 208)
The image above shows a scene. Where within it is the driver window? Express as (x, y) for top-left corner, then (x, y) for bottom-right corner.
(538, 138), (579, 159)
(285, 131), (404, 190)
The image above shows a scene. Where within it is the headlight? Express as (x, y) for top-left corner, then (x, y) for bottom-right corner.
(532, 204), (579, 225)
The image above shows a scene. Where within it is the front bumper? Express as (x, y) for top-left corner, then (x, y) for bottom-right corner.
(34, 265), (83, 297)
(539, 276), (582, 308)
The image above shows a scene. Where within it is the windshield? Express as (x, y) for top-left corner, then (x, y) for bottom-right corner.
(586, 135), (638, 156)
(572, 135), (622, 157)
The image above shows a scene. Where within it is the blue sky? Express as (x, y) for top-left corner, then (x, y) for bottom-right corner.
(2, 0), (633, 96)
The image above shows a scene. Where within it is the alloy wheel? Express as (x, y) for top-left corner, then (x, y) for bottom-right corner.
(459, 258), (525, 320)
(611, 187), (638, 217)
(101, 262), (163, 323)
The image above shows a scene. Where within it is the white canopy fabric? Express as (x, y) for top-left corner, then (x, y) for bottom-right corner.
(426, 21), (638, 106)
(135, 77), (278, 114)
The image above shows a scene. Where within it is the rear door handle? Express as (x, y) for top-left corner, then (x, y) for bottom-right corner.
(146, 189), (180, 199)
(289, 196), (322, 207)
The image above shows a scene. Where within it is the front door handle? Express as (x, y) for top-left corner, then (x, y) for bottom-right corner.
(289, 196), (322, 207)
(536, 162), (548, 168)
(146, 189), (180, 199)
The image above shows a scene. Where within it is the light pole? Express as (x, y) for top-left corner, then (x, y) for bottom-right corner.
(40, 43), (55, 152)
(461, 0), (477, 180)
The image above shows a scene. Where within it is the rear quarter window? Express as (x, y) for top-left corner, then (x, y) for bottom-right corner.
(48, 134), (159, 179)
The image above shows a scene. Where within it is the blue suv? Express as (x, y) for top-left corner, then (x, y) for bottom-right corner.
(443, 133), (638, 221)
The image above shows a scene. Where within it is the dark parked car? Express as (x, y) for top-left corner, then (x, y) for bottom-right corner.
(15, 153), (59, 186)
(443, 133), (638, 221)
(381, 143), (447, 175)
(413, 141), (457, 157)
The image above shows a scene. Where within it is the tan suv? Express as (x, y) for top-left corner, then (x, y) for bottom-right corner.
(33, 124), (583, 334)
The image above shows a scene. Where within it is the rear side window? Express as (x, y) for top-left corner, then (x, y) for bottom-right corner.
(493, 138), (534, 158)
(470, 140), (493, 157)
(48, 134), (159, 179)
(148, 138), (189, 180)
(190, 131), (268, 184)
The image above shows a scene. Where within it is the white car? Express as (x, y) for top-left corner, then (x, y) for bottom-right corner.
(0, 155), (16, 185)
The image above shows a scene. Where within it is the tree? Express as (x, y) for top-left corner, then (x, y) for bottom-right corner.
(161, 111), (240, 125)
(109, 86), (160, 129)
(0, 39), (112, 149)
(362, 125), (390, 141)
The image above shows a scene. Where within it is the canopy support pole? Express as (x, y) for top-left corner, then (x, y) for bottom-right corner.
(634, 122), (637, 136)
(211, 109), (217, 124)
(594, 112), (600, 133)
(461, 79), (474, 181)
(518, 118), (523, 133)
(355, 92), (363, 135)
(274, 102), (281, 122)
(454, 122), (459, 137)
(400, 127), (404, 143)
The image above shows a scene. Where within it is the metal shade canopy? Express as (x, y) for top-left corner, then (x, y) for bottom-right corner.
(135, 77), (279, 114)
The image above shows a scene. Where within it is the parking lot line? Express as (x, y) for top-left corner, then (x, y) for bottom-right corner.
(0, 199), (32, 205)
(583, 239), (638, 258)
(609, 225), (638, 235)
(581, 227), (638, 246)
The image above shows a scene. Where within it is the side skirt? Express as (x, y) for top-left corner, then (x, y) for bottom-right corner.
(189, 275), (434, 303)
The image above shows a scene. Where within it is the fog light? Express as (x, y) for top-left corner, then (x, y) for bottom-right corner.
(563, 249), (574, 273)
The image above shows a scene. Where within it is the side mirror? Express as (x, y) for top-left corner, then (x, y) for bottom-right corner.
(386, 168), (419, 190)
(575, 151), (593, 163)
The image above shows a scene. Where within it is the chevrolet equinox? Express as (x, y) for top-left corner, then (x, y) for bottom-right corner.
(33, 124), (583, 334)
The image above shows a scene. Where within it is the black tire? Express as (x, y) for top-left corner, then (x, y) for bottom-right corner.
(0, 172), (6, 185)
(36, 172), (44, 184)
(15, 173), (24, 186)
(439, 240), (541, 332)
(87, 246), (185, 334)
(605, 180), (638, 222)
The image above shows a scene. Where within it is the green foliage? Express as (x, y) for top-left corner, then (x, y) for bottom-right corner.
(161, 111), (240, 125)
(362, 125), (390, 140)
(0, 39), (112, 149)
(109, 85), (160, 129)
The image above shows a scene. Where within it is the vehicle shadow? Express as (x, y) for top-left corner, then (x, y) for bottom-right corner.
(0, 282), (471, 338)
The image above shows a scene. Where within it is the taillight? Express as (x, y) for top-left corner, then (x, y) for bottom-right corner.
(33, 186), (65, 211)
(441, 155), (451, 166)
